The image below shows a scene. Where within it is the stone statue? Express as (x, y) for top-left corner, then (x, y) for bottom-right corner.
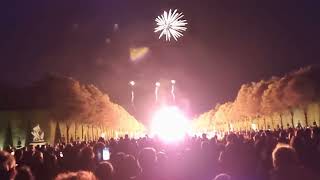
(31, 124), (44, 142)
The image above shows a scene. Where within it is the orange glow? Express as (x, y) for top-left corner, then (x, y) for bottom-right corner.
(129, 47), (149, 61)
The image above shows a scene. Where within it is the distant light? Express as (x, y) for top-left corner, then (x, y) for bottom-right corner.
(171, 80), (176, 84)
(113, 24), (119, 31)
(129, 81), (135, 86)
(72, 23), (79, 30)
(105, 38), (111, 44)
(155, 82), (160, 87)
(95, 57), (105, 66)
(151, 106), (190, 142)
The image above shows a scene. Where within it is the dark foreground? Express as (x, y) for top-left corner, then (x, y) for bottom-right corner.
(1, 127), (320, 180)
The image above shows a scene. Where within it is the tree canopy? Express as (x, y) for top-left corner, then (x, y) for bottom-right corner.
(194, 65), (320, 131)
(0, 74), (144, 133)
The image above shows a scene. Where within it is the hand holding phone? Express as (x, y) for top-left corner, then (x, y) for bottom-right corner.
(102, 148), (110, 161)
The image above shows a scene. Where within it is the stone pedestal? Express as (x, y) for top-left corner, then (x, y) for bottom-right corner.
(29, 141), (46, 146)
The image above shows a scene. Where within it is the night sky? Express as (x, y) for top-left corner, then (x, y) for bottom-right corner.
(1, 1), (320, 122)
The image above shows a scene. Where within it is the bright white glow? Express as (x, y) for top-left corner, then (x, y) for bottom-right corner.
(151, 106), (190, 142)
(251, 124), (258, 131)
(129, 81), (135, 86)
(155, 9), (187, 41)
(155, 82), (160, 87)
(171, 80), (176, 84)
(100, 133), (106, 138)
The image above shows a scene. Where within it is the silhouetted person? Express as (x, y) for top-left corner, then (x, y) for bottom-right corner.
(55, 171), (97, 180)
(297, 123), (302, 129)
(14, 149), (23, 167)
(78, 147), (96, 171)
(270, 144), (316, 180)
(110, 152), (126, 179)
(123, 155), (139, 179)
(43, 152), (58, 179)
(95, 162), (114, 180)
(0, 151), (16, 180)
(219, 133), (242, 177)
(133, 147), (157, 180)
(15, 166), (35, 180)
(312, 121), (317, 127)
(213, 173), (231, 180)
(155, 151), (168, 180)
(30, 151), (46, 180)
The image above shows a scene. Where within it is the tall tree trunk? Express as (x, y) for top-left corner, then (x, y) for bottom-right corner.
(66, 124), (70, 143)
(318, 104), (320, 126)
(279, 113), (283, 129)
(25, 119), (33, 145)
(290, 110), (294, 128)
(92, 125), (94, 141)
(54, 122), (62, 144)
(74, 122), (77, 140)
(304, 110), (308, 127)
(264, 118), (266, 130)
(81, 125), (84, 140)
(4, 121), (13, 148)
(74, 122), (78, 140)
(87, 125), (90, 140)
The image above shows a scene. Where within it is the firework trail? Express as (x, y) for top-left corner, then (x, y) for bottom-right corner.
(171, 80), (176, 102)
(131, 91), (134, 105)
(129, 81), (135, 107)
(155, 82), (160, 103)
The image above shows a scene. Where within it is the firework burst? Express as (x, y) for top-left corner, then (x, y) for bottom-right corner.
(154, 9), (187, 41)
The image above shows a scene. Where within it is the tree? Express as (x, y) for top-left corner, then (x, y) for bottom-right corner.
(196, 65), (320, 131)
(32, 75), (89, 141)
(25, 119), (33, 145)
(232, 84), (251, 119)
(54, 122), (62, 144)
(283, 67), (319, 127)
(4, 121), (13, 148)
(215, 102), (233, 131)
(4, 73), (144, 141)
(261, 77), (287, 128)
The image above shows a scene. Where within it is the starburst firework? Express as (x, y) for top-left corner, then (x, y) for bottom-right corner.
(154, 9), (187, 41)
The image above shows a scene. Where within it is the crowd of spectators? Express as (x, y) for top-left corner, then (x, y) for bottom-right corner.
(1, 127), (320, 180)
